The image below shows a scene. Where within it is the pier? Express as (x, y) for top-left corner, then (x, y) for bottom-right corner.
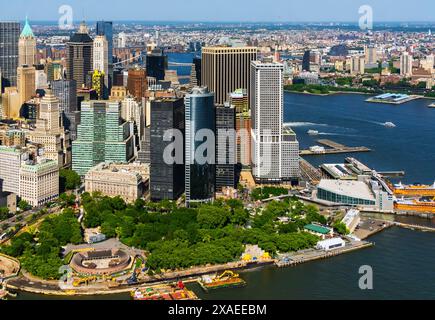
(299, 158), (321, 184)
(378, 171), (406, 177)
(275, 241), (374, 268)
(300, 139), (371, 156)
(366, 94), (421, 105)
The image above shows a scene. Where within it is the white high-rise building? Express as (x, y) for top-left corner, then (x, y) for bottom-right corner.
(93, 35), (109, 87)
(350, 55), (365, 75)
(0, 146), (59, 207)
(19, 158), (59, 207)
(400, 52), (413, 77)
(115, 32), (127, 48)
(0, 146), (27, 195)
(364, 45), (378, 65)
(420, 54), (434, 73)
(27, 89), (72, 168)
(250, 60), (299, 184)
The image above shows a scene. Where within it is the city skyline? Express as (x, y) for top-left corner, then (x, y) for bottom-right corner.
(1, 0), (435, 23)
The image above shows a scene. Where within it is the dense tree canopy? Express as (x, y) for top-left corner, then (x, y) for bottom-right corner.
(1, 193), (329, 277)
(1, 210), (82, 280)
(59, 169), (81, 192)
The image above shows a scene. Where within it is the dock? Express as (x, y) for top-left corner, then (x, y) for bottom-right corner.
(300, 139), (371, 156)
(366, 94), (421, 105)
(299, 158), (321, 184)
(275, 241), (373, 268)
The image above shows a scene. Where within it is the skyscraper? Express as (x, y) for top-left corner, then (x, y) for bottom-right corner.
(302, 50), (311, 72)
(250, 60), (299, 184)
(192, 57), (201, 86)
(350, 56), (365, 75)
(364, 45), (378, 66)
(93, 35), (109, 95)
(0, 146), (26, 195)
(185, 87), (215, 205)
(18, 17), (36, 67)
(146, 48), (168, 81)
(400, 51), (413, 77)
(0, 22), (20, 90)
(215, 103), (236, 192)
(66, 22), (93, 88)
(150, 98), (185, 201)
(51, 79), (79, 140)
(72, 100), (135, 176)
(17, 65), (36, 105)
(27, 89), (72, 168)
(96, 21), (113, 64)
(202, 46), (258, 104)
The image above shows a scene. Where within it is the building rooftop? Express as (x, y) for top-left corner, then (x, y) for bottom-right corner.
(304, 224), (331, 235)
(20, 17), (34, 38)
(342, 209), (360, 226)
(318, 179), (376, 201)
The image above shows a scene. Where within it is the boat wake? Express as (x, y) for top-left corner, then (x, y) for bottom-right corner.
(284, 122), (329, 127)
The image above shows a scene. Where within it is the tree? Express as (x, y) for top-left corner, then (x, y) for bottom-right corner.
(197, 205), (229, 229)
(333, 222), (349, 235)
(59, 193), (76, 208)
(0, 207), (10, 220)
(59, 169), (81, 192)
(18, 200), (31, 211)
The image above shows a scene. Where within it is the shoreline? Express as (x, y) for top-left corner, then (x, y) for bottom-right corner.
(285, 89), (435, 100)
(6, 218), (432, 299)
(284, 89), (375, 96)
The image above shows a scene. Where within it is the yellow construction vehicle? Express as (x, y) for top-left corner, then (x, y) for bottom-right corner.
(73, 276), (97, 287)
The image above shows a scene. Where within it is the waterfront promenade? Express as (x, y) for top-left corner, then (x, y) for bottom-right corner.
(275, 241), (373, 268)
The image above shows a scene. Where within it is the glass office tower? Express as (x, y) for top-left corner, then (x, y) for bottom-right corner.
(150, 98), (185, 201)
(72, 100), (134, 176)
(96, 21), (113, 64)
(184, 87), (215, 205)
(146, 48), (168, 81)
(0, 22), (20, 90)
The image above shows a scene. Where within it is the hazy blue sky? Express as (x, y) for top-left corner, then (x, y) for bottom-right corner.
(0, 0), (434, 22)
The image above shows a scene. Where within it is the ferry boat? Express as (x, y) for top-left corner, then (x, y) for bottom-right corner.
(393, 182), (435, 197)
(307, 130), (319, 136)
(384, 122), (396, 128)
(199, 270), (246, 291)
(132, 282), (198, 300)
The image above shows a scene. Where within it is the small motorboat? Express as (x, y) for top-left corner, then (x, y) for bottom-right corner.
(307, 130), (319, 135)
(384, 122), (396, 128)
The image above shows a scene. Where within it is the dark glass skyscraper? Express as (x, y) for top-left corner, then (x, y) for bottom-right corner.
(51, 79), (79, 140)
(146, 48), (168, 81)
(302, 50), (311, 72)
(193, 57), (201, 86)
(66, 22), (93, 88)
(150, 98), (185, 201)
(185, 87), (215, 205)
(215, 103), (236, 192)
(0, 22), (20, 91)
(96, 21), (113, 64)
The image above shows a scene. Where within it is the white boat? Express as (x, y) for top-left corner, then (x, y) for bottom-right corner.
(428, 103), (435, 108)
(307, 130), (319, 135)
(384, 122), (396, 128)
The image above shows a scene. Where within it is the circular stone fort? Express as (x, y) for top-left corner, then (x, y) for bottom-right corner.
(0, 254), (20, 279)
(70, 249), (131, 275)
